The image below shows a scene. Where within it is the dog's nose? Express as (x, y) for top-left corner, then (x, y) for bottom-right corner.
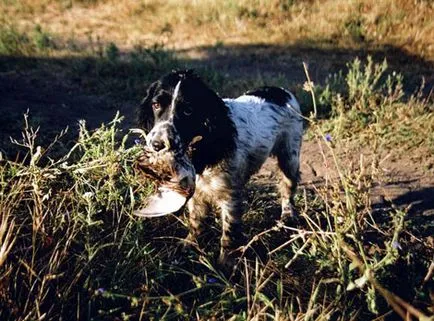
(151, 139), (165, 152)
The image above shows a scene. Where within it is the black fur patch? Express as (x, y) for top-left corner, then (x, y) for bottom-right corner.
(245, 86), (291, 106)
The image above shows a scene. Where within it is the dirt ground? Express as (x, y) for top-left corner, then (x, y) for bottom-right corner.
(256, 147), (434, 218)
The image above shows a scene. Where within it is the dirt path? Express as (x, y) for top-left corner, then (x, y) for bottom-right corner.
(253, 141), (434, 218)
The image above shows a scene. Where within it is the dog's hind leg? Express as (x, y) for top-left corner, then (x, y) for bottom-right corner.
(274, 133), (302, 219)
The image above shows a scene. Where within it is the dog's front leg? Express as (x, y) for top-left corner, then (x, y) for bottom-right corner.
(185, 193), (210, 246)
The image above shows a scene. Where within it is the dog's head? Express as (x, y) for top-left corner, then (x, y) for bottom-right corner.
(137, 70), (236, 172)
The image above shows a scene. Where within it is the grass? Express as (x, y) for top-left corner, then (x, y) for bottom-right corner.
(0, 0), (433, 319)
(1, 0), (433, 59)
(0, 59), (433, 320)
(0, 113), (156, 319)
(1, 0), (433, 100)
(299, 56), (434, 154)
(0, 22), (179, 98)
(0, 24), (36, 56)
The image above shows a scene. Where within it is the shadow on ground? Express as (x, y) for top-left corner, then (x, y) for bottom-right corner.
(393, 187), (434, 217)
(1, 41), (433, 154)
(180, 43), (434, 92)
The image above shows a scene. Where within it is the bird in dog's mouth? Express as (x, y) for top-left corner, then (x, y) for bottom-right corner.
(133, 143), (196, 217)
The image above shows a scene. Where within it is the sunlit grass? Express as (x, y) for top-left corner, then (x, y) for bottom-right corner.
(300, 56), (434, 154)
(2, 0), (433, 59)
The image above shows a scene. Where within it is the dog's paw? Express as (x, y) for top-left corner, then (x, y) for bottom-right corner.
(179, 233), (198, 251)
(281, 203), (298, 218)
(218, 249), (239, 274)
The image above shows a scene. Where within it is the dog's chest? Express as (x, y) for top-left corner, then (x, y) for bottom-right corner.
(194, 166), (231, 198)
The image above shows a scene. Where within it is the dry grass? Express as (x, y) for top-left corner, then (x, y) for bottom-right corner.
(0, 107), (432, 320)
(1, 0), (434, 59)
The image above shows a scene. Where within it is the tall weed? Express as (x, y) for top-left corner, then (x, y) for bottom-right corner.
(307, 56), (433, 152)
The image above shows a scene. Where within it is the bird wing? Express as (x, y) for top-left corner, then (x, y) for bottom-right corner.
(133, 187), (187, 217)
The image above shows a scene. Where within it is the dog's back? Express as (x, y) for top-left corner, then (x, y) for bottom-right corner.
(222, 87), (302, 181)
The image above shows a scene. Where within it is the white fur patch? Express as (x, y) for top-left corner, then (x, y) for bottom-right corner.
(170, 80), (182, 115)
(222, 94), (302, 180)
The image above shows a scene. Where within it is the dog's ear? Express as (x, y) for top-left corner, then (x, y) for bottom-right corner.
(137, 82), (158, 131)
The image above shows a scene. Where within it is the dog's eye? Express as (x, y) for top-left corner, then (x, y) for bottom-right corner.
(183, 107), (193, 116)
(152, 102), (161, 111)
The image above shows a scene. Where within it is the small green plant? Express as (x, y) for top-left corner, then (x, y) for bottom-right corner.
(346, 57), (389, 108)
(0, 24), (34, 55)
(105, 42), (120, 62)
(33, 24), (54, 50)
(307, 56), (433, 153)
(344, 15), (366, 42)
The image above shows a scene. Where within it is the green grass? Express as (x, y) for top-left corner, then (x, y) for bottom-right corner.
(300, 56), (434, 154)
(0, 114), (156, 320)
(0, 24), (35, 56)
(0, 23), (55, 55)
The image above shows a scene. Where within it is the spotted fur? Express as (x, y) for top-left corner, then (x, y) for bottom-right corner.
(138, 70), (303, 264)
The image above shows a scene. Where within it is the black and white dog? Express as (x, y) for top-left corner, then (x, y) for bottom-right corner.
(138, 70), (303, 264)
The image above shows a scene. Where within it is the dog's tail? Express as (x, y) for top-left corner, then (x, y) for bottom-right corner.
(281, 88), (301, 114)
